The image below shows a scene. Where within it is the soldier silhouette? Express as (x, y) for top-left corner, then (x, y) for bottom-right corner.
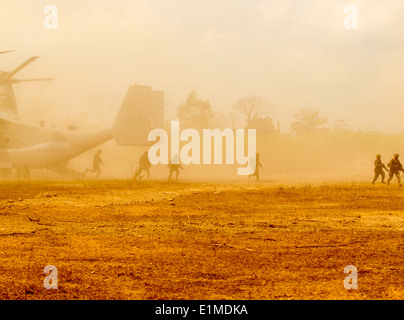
(133, 151), (152, 181)
(168, 154), (183, 181)
(372, 154), (388, 184)
(249, 153), (262, 181)
(387, 154), (403, 187)
(84, 150), (103, 179)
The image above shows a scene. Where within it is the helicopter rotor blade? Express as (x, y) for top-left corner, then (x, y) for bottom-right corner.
(4, 56), (40, 81)
(12, 78), (55, 83)
(0, 50), (14, 55)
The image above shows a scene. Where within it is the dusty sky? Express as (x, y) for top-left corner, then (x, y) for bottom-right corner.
(1, 0), (404, 133)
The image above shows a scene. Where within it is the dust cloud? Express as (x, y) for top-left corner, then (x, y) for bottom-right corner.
(2, 1), (404, 183)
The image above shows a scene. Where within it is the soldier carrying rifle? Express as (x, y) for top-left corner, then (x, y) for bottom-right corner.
(387, 154), (404, 187)
(372, 154), (388, 184)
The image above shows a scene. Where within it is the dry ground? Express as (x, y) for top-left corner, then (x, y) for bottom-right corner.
(0, 179), (403, 300)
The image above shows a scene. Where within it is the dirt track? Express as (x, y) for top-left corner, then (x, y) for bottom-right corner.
(0, 180), (403, 300)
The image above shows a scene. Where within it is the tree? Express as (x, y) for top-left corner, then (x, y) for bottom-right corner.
(232, 96), (275, 133)
(176, 90), (213, 130)
(211, 110), (231, 129)
(333, 119), (352, 132)
(247, 116), (275, 135)
(290, 108), (328, 135)
(232, 96), (270, 125)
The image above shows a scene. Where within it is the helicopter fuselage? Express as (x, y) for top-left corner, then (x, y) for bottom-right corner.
(0, 54), (163, 177)
(0, 118), (112, 169)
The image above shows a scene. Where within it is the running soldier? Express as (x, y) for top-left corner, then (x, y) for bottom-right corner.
(133, 151), (151, 181)
(372, 154), (388, 184)
(168, 154), (183, 181)
(84, 149), (103, 179)
(249, 153), (263, 181)
(168, 163), (184, 181)
(387, 154), (403, 186)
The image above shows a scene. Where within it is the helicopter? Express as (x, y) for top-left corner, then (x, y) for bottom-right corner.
(0, 52), (164, 179)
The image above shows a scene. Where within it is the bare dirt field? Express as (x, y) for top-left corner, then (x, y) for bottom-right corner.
(0, 179), (403, 300)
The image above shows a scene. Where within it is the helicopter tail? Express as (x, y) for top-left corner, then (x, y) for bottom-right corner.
(112, 84), (164, 146)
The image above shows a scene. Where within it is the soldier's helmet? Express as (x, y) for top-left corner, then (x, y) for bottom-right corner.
(376, 154), (381, 158)
(394, 154), (399, 158)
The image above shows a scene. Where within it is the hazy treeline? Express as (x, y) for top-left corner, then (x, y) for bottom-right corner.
(256, 130), (404, 180)
(19, 90), (404, 182)
(159, 91), (404, 181)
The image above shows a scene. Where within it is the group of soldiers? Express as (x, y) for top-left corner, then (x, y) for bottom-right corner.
(133, 151), (184, 182)
(84, 150), (185, 182)
(130, 152), (263, 182)
(372, 153), (404, 186)
(83, 150), (401, 186)
(84, 150), (264, 182)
